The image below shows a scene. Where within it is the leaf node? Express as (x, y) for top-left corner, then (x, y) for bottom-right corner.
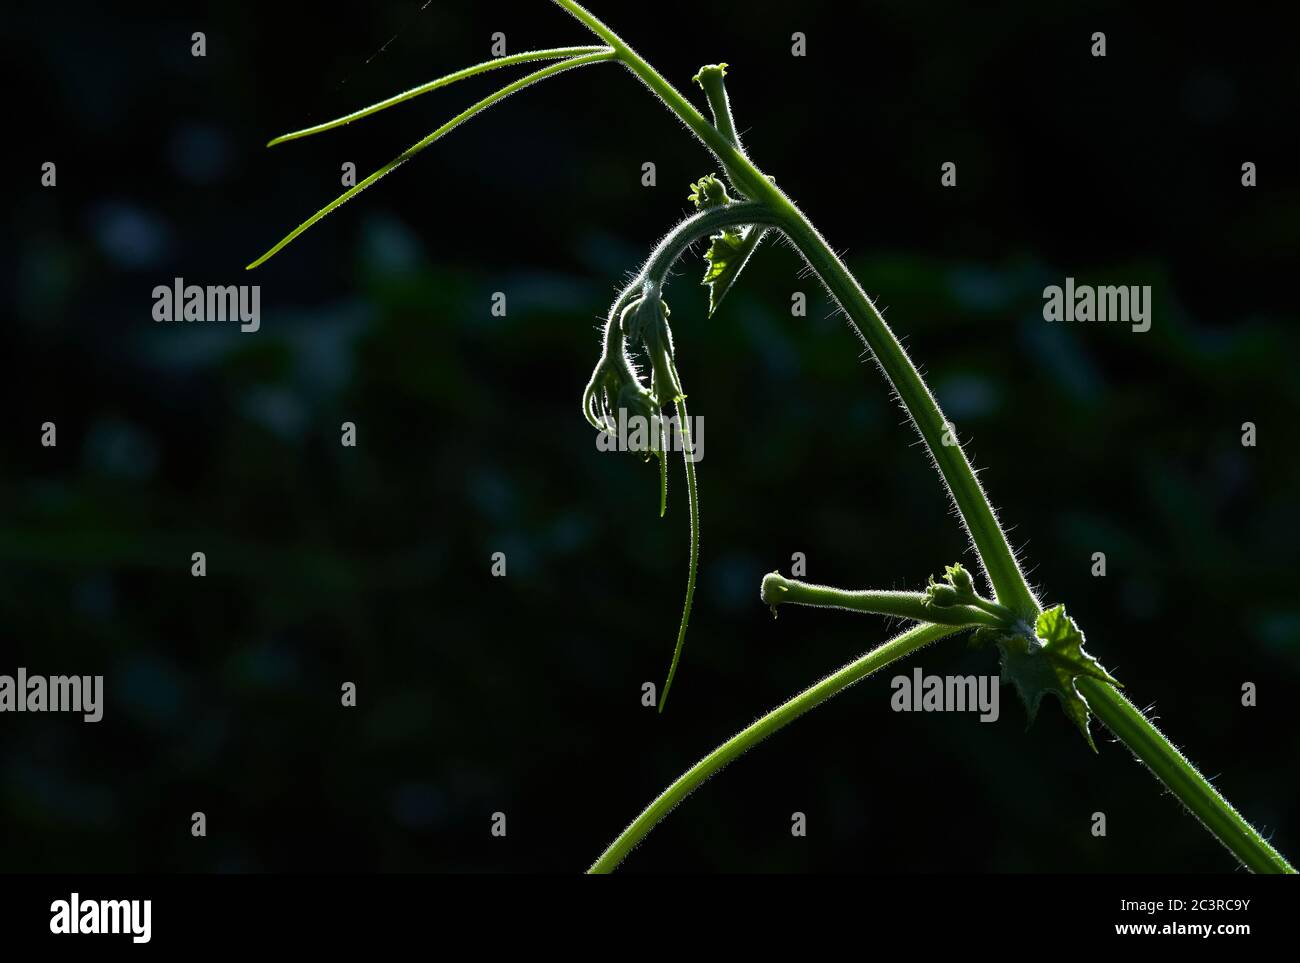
(988, 605), (1121, 751)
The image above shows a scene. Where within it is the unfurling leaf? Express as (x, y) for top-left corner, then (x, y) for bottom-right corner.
(687, 173), (732, 210)
(924, 562), (977, 609)
(944, 563), (975, 596)
(924, 576), (962, 607)
(702, 224), (766, 316)
(993, 604), (1121, 752)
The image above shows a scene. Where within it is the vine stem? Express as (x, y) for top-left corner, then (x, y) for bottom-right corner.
(556, 0), (1294, 874)
(761, 208), (1040, 620)
(1081, 680), (1293, 873)
(761, 573), (1004, 628)
(589, 621), (961, 873)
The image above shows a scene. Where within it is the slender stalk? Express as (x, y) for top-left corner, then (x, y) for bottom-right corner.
(1081, 680), (1294, 872)
(658, 393), (699, 713)
(247, 50), (615, 270)
(692, 64), (751, 195)
(589, 621), (961, 872)
(265, 47), (611, 146)
(762, 572), (1003, 628)
(694, 67), (742, 151)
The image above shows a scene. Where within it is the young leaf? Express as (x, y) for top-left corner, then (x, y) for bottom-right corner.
(944, 562), (975, 596)
(993, 604), (1121, 751)
(687, 173), (732, 210)
(701, 225), (766, 316)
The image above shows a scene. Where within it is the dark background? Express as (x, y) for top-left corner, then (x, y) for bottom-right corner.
(3, 0), (1297, 872)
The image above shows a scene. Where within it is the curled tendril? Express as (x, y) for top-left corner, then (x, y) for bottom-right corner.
(581, 310), (658, 440)
(577, 185), (776, 714)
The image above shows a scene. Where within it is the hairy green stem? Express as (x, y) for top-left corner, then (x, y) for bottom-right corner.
(589, 621), (961, 872)
(762, 572), (1002, 628)
(1081, 680), (1294, 872)
(764, 207), (1039, 619)
(692, 65), (749, 194)
(694, 67), (742, 151)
